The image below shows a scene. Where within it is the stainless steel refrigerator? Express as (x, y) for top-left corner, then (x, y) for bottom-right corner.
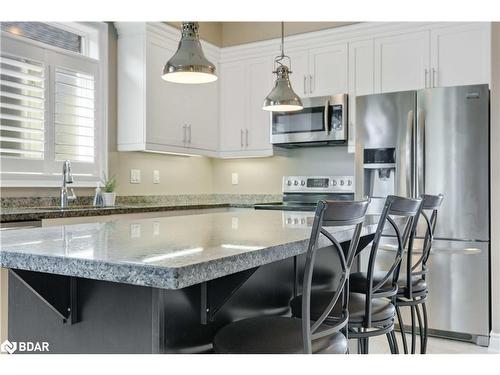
(356, 84), (490, 346)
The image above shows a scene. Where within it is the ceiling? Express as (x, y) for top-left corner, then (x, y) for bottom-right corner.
(166, 22), (357, 47)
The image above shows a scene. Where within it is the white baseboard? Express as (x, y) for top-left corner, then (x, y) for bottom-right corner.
(489, 331), (500, 353)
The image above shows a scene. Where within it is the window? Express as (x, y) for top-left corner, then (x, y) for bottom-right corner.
(0, 22), (107, 187)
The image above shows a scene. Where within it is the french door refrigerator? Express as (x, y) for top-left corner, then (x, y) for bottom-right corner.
(356, 84), (490, 346)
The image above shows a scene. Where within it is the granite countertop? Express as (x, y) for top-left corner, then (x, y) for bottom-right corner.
(0, 194), (283, 222)
(0, 203), (233, 222)
(0, 210), (381, 290)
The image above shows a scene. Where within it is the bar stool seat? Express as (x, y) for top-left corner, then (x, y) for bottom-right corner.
(213, 316), (348, 354)
(290, 291), (395, 324)
(349, 272), (428, 295)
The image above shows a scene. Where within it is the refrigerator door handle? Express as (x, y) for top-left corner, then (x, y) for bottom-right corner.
(417, 109), (425, 196)
(404, 110), (414, 197)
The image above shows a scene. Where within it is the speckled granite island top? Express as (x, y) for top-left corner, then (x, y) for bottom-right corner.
(0, 210), (381, 290)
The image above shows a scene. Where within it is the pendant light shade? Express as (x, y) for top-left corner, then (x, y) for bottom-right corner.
(262, 65), (303, 112)
(162, 22), (217, 84)
(262, 22), (303, 112)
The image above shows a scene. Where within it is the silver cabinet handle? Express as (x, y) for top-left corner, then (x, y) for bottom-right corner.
(432, 68), (437, 88)
(424, 69), (428, 88)
(183, 124), (187, 143)
(309, 74), (313, 94)
(303, 75), (307, 95)
(188, 124), (192, 143)
(245, 129), (249, 147)
(240, 129), (244, 148)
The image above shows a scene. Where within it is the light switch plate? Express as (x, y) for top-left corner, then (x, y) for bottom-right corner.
(130, 169), (141, 184)
(153, 170), (160, 184)
(231, 172), (238, 185)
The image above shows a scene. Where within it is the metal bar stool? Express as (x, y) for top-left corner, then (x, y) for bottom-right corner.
(394, 194), (444, 354)
(212, 199), (369, 354)
(321, 195), (423, 354)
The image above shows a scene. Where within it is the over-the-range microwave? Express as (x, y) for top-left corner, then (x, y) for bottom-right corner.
(270, 94), (348, 148)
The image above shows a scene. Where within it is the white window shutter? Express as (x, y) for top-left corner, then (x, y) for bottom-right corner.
(0, 54), (45, 160)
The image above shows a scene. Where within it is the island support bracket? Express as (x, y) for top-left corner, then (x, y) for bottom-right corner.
(200, 267), (259, 325)
(9, 269), (78, 325)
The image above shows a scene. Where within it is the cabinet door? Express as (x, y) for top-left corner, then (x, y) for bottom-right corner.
(374, 31), (430, 93)
(286, 49), (309, 98)
(185, 79), (219, 151)
(146, 39), (187, 147)
(348, 40), (375, 152)
(309, 43), (349, 96)
(219, 62), (247, 152)
(431, 24), (490, 88)
(246, 56), (274, 151)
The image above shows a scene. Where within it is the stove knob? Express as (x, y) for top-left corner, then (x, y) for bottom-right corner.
(347, 179), (352, 186)
(293, 180), (299, 186)
(301, 218), (306, 225)
(287, 180), (292, 186)
(300, 180), (306, 186)
(340, 180), (345, 186)
(287, 218), (292, 224)
(294, 218), (299, 224)
(332, 180), (337, 186)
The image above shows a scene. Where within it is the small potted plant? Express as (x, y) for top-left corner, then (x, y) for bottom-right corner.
(101, 174), (117, 207)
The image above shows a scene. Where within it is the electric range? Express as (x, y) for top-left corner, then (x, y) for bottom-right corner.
(254, 175), (355, 212)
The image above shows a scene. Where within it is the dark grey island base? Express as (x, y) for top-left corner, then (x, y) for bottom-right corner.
(3, 211), (380, 353)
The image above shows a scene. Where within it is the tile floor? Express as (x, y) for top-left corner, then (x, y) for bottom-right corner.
(348, 334), (490, 354)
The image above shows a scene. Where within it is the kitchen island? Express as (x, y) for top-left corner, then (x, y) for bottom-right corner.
(0, 210), (379, 353)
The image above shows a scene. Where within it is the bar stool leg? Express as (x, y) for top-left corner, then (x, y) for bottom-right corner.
(415, 303), (425, 354)
(396, 305), (408, 354)
(410, 306), (416, 354)
(390, 330), (399, 354)
(386, 333), (395, 354)
(422, 302), (429, 354)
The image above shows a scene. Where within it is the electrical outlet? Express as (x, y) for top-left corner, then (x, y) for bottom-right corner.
(231, 172), (238, 185)
(130, 223), (141, 238)
(153, 170), (160, 184)
(130, 169), (141, 184)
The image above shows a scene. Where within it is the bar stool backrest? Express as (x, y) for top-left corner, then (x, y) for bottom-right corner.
(403, 194), (444, 298)
(301, 199), (370, 354)
(364, 195), (422, 327)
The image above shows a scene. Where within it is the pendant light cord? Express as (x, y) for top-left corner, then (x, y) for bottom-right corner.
(275, 21), (289, 70)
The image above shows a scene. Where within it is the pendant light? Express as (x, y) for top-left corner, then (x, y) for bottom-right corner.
(262, 22), (303, 112)
(162, 22), (217, 84)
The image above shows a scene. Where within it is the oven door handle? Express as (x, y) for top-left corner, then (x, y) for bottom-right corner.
(324, 99), (330, 135)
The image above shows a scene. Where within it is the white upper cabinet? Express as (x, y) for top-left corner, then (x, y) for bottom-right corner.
(246, 56), (274, 152)
(430, 23), (490, 88)
(374, 31), (431, 93)
(146, 38), (187, 149)
(116, 23), (219, 156)
(219, 56), (274, 157)
(286, 49), (309, 97)
(309, 43), (349, 96)
(118, 22), (492, 159)
(219, 62), (247, 153)
(348, 40), (375, 152)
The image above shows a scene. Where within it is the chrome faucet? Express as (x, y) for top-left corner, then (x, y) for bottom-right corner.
(61, 160), (77, 208)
